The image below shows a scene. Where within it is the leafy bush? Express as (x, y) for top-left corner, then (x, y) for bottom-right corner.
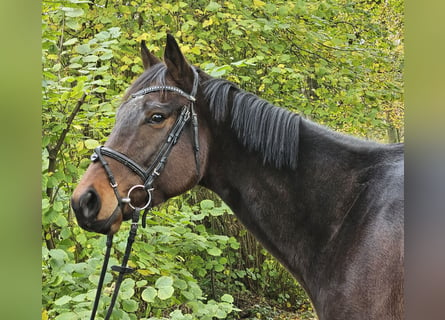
(43, 198), (240, 319)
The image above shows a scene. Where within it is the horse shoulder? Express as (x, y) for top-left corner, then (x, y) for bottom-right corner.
(317, 149), (404, 320)
(346, 150), (404, 318)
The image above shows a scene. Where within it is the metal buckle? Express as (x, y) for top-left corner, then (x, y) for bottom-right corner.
(90, 153), (99, 162)
(124, 185), (152, 210)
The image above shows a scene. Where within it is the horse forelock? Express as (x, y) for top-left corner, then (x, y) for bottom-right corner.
(123, 63), (168, 100)
(203, 78), (300, 170)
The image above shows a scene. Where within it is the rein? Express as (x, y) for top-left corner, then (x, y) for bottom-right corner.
(88, 68), (200, 319)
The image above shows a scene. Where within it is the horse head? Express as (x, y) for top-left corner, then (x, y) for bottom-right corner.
(71, 35), (209, 234)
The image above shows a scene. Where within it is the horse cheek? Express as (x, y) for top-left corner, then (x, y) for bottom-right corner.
(158, 145), (198, 198)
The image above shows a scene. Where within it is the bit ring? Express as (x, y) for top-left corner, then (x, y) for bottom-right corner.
(125, 185), (152, 210)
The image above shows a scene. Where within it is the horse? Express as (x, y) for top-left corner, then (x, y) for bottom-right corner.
(71, 34), (404, 320)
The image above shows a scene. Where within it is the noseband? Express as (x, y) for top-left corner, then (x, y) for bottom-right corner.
(88, 68), (200, 320)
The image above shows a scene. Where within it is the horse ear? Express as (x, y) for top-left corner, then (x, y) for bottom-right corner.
(164, 34), (194, 84)
(141, 40), (161, 69)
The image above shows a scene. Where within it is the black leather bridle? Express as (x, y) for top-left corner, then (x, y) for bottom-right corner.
(88, 67), (200, 320)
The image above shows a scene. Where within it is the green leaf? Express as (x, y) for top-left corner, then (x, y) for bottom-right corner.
(55, 214), (68, 227)
(76, 44), (91, 55)
(182, 290), (195, 300)
(72, 293), (86, 302)
(170, 310), (187, 320)
(55, 312), (78, 320)
(215, 309), (227, 319)
(141, 287), (157, 303)
(43, 207), (58, 225)
(120, 278), (135, 299)
(61, 7), (84, 17)
(122, 299), (138, 312)
(207, 247), (222, 256)
(214, 264), (224, 272)
(63, 38), (78, 46)
(157, 286), (174, 300)
(68, 63), (82, 69)
(209, 65), (233, 77)
(154, 276), (175, 299)
(53, 201), (63, 212)
(221, 294), (234, 303)
(136, 280), (147, 288)
(93, 87), (107, 93)
(100, 52), (114, 60)
(108, 27), (121, 38)
(205, 1), (221, 11)
(200, 199), (214, 210)
(42, 198), (50, 210)
(83, 55), (99, 63)
(173, 279), (188, 290)
(49, 249), (68, 262)
(155, 276), (174, 288)
(65, 19), (81, 30)
(54, 295), (72, 306)
(84, 139), (100, 149)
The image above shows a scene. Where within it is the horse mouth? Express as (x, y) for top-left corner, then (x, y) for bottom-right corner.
(77, 206), (123, 235)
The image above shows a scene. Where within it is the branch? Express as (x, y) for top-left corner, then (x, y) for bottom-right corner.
(48, 93), (87, 163)
(46, 92), (87, 198)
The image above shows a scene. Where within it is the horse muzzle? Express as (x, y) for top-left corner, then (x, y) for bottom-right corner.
(71, 187), (122, 234)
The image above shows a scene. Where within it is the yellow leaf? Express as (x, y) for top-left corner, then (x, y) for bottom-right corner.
(84, 139), (100, 150)
(190, 46), (201, 55)
(203, 19), (213, 28)
(136, 33), (149, 42)
(258, 83), (265, 92)
(41, 309), (49, 320)
(225, 1), (235, 9)
(138, 269), (154, 276)
(76, 141), (84, 152)
(94, 23), (104, 31)
(121, 56), (133, 64)
(47, 54), (58, 60)
(181, 45), (191, 54)
(253, 0), (266, 7)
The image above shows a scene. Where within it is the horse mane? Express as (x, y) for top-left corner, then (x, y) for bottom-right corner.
(203, 78), (300, 170)
(125, 63), (301, 170)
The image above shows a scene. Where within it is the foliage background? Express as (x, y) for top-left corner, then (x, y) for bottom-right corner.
(42, 0), (403, 319)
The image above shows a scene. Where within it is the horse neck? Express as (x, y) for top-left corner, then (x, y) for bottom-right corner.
(200, 116), (380, 293)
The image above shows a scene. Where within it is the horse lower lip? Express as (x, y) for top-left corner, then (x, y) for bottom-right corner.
(122, 210), (134, 221)
(84, 207), (121, 234)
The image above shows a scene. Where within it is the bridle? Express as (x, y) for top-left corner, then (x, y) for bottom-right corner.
(88, 67), (200, 320)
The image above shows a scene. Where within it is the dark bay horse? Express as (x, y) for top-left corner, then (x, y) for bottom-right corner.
(71, 35), (404, 319)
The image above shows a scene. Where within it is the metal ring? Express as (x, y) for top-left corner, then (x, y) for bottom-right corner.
(126, 185), (152, 210)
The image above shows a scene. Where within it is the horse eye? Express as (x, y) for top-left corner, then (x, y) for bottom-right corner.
(147, 113), (165, 124)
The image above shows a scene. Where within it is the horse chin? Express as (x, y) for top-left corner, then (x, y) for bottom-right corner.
(109, 216), (123, 234)
(82, 206), (123, 235)
(121, 208), (136, 221)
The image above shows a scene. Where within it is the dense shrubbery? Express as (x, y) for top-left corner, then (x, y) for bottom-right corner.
(43, 197), (239, 319)
(42, 0), (403, 319)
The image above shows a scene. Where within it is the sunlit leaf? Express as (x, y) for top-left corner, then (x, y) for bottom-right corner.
(141, 287), (157, 303)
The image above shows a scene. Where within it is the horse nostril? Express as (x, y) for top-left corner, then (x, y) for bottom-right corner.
(77, 188), (101, 219)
